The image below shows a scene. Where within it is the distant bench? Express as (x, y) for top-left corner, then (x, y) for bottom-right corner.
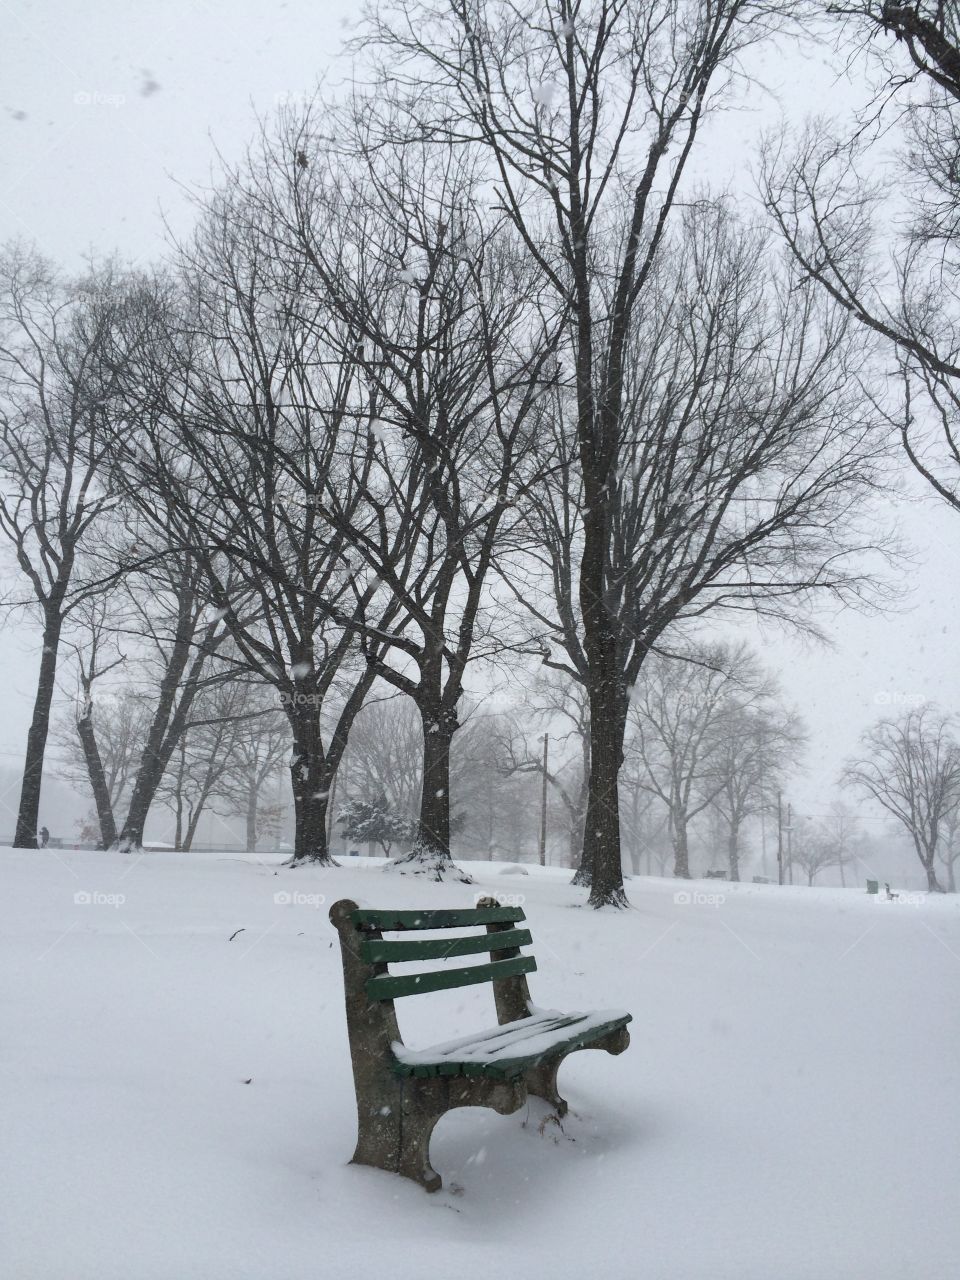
(329, 896), (632, 1192)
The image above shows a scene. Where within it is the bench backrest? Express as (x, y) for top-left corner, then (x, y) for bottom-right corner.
(350, 904), (536, 1001)
(329, 898), (539, 1096)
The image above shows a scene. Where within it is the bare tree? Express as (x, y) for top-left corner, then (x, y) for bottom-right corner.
(450, 708), (544, 860)
(820, 798), (862, 889)
(349, 0), (891, 909)
(833, 3), (960, 96)
(48, 537), (230, 853)
(52, 686), (150, 829)
(249, 116), (557, 879)
(338, 695), (540, 860)
(842, 703), (960, 891)
(0, 249), (122, 847)
(210, 690), (289, 853)
(706, 678), (807, 880)
(61, 598), (126, 848)
(495, 671), (591, 869)
(618, 769), (668, 877)
(110, 547), (232, 851)
(500, 200), (889, 902)
(765, 3), (960, 513)
(337, 695), (424, 823)
(790, 816), (840, 886)
(151, 674), (285, 851)
(105, 190), (399, 864)
(629, 643), (760, 878)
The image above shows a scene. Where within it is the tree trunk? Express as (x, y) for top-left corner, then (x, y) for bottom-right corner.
(572, 823), (594, 885)
(583, 675), (628, 907)
(624, 784), (643, 875)
(245, 787), (258, 853)
(923, 856), (945, 893)
(182, 798), (206, 851)
(115, 613), (208, 851)
(947, 858), (957, 893)
(727, 819), (741, 882)
(570, 771), (592, 882)
(671, 809), (691, 880)
(569, 740), (591, 879)
(288, 704), (335, 865)
(14, 609), (63, 849)
(76, 697), (117, 849)
(387, 699), (471, 882)
(568, 819), (582, 871)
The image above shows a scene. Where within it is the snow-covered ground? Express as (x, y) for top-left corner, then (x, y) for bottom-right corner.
(2, 849), (959, 1280)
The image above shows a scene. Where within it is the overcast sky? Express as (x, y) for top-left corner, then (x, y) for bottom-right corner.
(2, 0), (959, 840)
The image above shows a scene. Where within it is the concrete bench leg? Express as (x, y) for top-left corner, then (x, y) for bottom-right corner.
(525, 1059), (568, 1117)
(525, 1027), (631, 1118)
(398, 1103), (443, 1192)
(390, 1077), (527, 1192)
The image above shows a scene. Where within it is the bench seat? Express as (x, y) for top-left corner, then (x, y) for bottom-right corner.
(392, 1005), (632, 1080)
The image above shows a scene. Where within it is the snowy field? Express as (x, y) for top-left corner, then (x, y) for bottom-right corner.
(2, 850), (959, 1280)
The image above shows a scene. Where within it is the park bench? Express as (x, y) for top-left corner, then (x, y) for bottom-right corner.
(329, 896), (632, 1192)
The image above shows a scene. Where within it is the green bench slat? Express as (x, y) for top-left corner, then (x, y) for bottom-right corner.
(365, 954), (537, 1001)
(485, 1014), (631, 1079)
(392, 1012), (632, 1080)
(352, 907), (525, 930)
(361, 928), (532, 964)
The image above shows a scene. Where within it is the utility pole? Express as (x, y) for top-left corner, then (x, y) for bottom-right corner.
(538, 733), (549, 867)
(777, 790), (784, 885)
(758, 717), (768, 879)
(786, 802), (793, 885)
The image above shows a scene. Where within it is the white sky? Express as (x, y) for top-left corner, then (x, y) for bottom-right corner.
(2, 0), (959, 840)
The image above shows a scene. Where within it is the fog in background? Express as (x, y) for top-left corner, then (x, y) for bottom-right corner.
(2, 0), (959, 862)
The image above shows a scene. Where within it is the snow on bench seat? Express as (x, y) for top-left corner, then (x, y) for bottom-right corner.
(391, 1005), (632, 1080)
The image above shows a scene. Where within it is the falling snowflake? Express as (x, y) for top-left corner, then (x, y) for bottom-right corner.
(291, 661), (311, 677)
(398, 266), (418, 285)
(532, 83), (557, 108)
